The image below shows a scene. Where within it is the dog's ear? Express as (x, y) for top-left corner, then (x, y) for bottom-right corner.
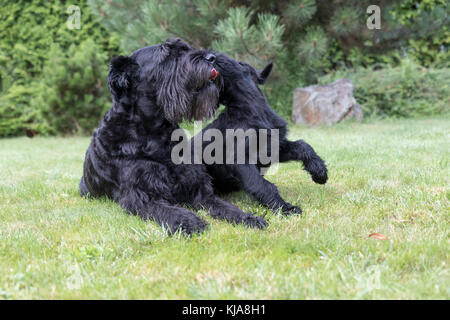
(107, 56), (139, 99)
(163, 38), (193, 54)
(257, 62), (273, 85)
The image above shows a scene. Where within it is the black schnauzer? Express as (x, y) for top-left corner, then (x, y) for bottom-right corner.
(198, 53), (328, 215)
(80, 38), (267, 235)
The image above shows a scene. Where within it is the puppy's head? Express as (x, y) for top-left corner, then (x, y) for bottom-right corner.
(214, 53), (273, 100)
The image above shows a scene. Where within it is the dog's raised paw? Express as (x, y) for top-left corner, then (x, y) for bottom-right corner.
(307, 161), (328, 184)
(312, 171), (328, 184)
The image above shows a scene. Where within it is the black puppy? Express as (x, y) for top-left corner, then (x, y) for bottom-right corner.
(198, 53), (328, 215)
(80, 38), (267, 234)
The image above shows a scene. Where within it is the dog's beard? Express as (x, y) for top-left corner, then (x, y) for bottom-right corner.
(158, 52), (222, 123)
(161, 80), (220, 123)
(192, 81), (220, 121)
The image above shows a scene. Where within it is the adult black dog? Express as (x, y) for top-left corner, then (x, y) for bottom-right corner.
(198, 53), (328, 215)
(80, 38), (267, 235)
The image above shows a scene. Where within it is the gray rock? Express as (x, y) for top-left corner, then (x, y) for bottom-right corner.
(292, 78), (363, 125)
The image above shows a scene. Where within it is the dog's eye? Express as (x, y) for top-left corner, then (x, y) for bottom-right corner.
(205, 53), (216, 64)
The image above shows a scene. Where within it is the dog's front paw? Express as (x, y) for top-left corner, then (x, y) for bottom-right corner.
(281, 204), (302, 216)
(243, 214), (268, 229)
(170, 215), (208, 235)
(307, 159), (328, 185)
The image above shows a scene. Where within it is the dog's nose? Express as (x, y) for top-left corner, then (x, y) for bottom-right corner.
(205, 53), (216, 64)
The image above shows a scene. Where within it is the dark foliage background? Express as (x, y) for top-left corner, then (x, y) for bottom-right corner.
(0, 0), (448, 136)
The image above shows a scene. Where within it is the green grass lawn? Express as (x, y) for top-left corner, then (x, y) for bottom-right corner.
(0, 118), (448, 299)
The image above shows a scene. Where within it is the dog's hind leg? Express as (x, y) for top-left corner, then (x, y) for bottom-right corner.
(233, 164), (302, 215)
(201, 196), (267, 229)
(279, 140), (328, 184)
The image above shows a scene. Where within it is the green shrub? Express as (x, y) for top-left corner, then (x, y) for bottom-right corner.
(319, 61), (450, 118)
(0, 84), (49, 137)
(36, 40), (110, 135)
(0, 0), (119, 136)
(0, 0), (118, 89)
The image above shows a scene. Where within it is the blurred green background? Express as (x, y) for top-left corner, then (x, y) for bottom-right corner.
(0, 0), (449, 137)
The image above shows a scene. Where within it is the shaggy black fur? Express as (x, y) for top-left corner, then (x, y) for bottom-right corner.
(198, 53), (328, 215)
(80, 38), (267, 235)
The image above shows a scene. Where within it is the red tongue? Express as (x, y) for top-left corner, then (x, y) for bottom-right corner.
(210, 68), (218, 80)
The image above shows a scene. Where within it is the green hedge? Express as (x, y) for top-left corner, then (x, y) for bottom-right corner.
(319, 61), (450, 118)
(0, 0), (119, 137)
(37, 40), (111, 135)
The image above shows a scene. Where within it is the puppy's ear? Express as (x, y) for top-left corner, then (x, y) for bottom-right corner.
(107, 56), (139, 99)
(257, 62), (273, 85)
(163, 38), (193, 52)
